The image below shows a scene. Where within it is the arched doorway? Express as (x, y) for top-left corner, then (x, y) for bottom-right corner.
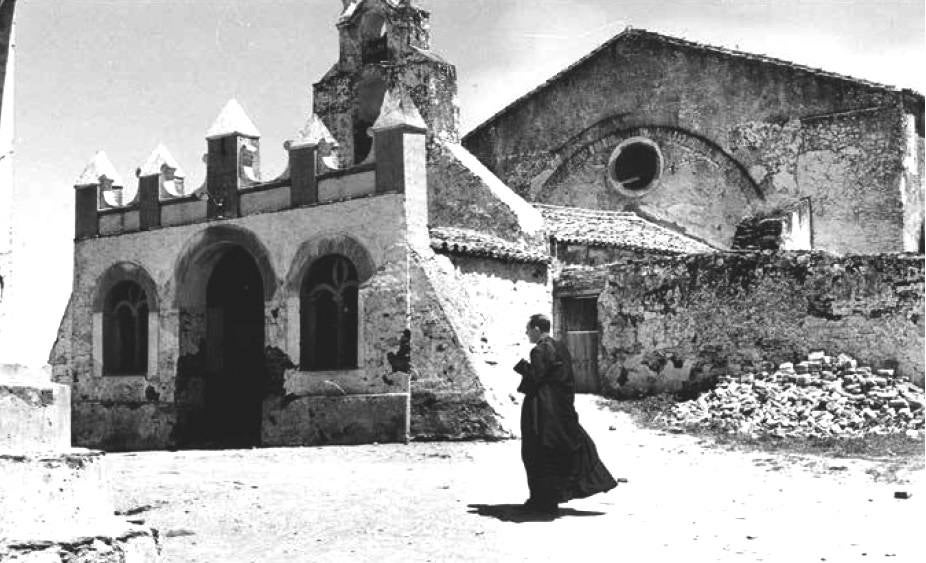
(202, 246), (265, 447)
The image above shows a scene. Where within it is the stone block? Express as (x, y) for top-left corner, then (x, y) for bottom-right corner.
(72, 402), (176, 451)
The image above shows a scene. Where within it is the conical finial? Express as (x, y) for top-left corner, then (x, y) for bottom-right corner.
(372, 89), (426, 132)
(206, 99), (261, 140)
(75, 150), (124, 187)
(288, 114), (339, 149)
(138, 143), (186, 178)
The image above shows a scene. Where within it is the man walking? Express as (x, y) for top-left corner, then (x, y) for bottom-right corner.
(515, 314), (617, 514)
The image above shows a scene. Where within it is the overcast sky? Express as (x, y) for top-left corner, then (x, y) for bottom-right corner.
(3, 0), (924, 366)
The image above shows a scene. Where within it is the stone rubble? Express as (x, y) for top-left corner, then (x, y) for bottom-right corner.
(666, 352), (925, 438)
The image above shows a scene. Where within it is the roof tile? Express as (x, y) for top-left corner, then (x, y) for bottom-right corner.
(537, 204), (714, 254)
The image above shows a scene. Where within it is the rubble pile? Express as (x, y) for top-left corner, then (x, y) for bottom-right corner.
(667, 352), (925, 438)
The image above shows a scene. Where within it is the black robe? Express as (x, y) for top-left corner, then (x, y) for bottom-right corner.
(516, 335), (617, 506)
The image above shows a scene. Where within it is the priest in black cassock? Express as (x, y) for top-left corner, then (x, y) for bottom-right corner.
(514, 314), (617, 514)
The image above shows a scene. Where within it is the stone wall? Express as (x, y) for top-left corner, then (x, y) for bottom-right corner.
(729, 107), (909, 254)
(463, 31), (921, 253)
(593, 252), (925, 397)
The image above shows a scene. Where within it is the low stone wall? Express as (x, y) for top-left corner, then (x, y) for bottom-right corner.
(1, 379), (70, 452)
(596, 251), (925, 397)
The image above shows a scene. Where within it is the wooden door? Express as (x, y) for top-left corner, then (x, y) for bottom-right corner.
(562, 297), (600, 393)
(567, 331), (599, 393)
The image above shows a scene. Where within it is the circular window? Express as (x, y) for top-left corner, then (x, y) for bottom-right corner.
(607, 138), (663, 196)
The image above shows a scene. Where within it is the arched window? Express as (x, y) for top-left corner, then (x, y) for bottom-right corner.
(104, 281), (149, 375)
(300, 255), (359, 370)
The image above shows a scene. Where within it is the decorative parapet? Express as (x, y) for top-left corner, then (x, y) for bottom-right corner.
(73, 93), (428, 240)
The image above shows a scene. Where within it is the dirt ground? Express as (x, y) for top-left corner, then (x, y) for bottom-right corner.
(104, 396), (923, 562)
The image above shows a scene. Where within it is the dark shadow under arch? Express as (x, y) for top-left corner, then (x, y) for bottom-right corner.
(173, 224), (278, 309)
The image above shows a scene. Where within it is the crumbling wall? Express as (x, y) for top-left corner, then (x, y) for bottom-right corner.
(596, 252), (925, 397)
(408, 251), (508, 440)
(729, 107), (908, 254)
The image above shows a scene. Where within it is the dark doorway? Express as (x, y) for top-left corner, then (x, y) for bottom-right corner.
(561, 297), (600, 393)
(203, 246), (265, 447)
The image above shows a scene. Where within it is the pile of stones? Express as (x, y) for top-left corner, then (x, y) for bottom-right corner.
(667, 352), (925, 438)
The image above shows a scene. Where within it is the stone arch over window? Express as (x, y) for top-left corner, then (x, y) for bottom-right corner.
(92, 262), (160, 377)
(285, 234), (376, 366)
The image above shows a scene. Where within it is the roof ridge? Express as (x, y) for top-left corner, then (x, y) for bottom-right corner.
(463, 26), (918, 140)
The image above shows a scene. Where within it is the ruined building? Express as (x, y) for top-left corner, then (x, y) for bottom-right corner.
(50, 1), (924, 450)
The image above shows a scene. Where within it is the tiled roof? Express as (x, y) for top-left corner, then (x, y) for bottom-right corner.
(464, 27), (921, 140)
(537, 204), (714, 254)
(430, 227), (549, 264)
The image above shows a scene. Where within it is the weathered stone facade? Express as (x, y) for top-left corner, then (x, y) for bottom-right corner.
(583, 252), (925, 397)
(463, 29), (925, 254)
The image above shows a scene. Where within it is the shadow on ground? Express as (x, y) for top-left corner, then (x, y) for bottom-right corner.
(467, 503), (606, 523)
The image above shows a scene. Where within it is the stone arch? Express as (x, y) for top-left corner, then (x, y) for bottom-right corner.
(173, 224), (278, 309)
(540, 123), (763, 203)
(92, 262), (159, 314)
(285, 233), (376, 298)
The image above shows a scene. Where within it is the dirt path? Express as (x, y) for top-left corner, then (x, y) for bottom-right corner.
(104, 396), (923, 562)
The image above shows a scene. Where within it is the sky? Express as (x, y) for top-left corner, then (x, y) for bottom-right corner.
(2, 0), (924, 366)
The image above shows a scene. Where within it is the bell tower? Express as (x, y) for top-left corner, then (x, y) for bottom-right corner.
(314, 0), (460, 165)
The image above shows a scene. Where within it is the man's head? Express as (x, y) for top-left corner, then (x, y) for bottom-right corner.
(525, 314), (551, 344)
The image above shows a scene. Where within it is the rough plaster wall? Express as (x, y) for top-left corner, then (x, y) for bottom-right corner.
(462, 36), (915, 252)
(428, 142), (543, 244)
(596, 252), (925, 398)
(408, 250), (508, 439)
(902, 115), (925, 251)
(540, 126), (759, 247)
(314, 59), (459, 166)
(730, 107), (908, 254)
(464, 35), (895, 193)
(51, 195), (408, 449)
(447, 255), (550, 353)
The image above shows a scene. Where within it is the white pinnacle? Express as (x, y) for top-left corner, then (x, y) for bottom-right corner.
(206, 99), (261, 140)
(290, 114), (338, 149)
(75, 150), (124, 187)
(372, 89), (427, 131)
(138, 143), (185, 178)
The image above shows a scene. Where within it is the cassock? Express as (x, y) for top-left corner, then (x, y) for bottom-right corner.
(515, 334), (617, 508)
